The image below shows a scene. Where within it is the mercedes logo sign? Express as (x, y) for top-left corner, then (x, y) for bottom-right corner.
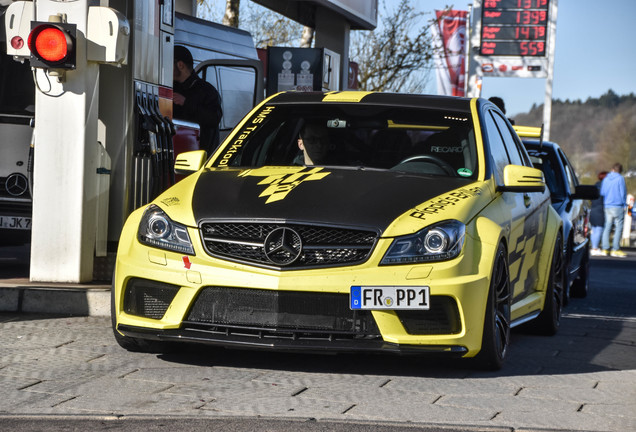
(5, 173), (29, 197)
(264, 227), (303, 266)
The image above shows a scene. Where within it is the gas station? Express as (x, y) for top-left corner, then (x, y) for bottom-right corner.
(1, 0), (567, 314)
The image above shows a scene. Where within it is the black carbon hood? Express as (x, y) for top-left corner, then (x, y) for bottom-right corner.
(191, 167), (474, 231)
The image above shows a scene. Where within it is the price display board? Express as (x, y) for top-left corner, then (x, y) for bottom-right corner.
(480, 0), (550, 57)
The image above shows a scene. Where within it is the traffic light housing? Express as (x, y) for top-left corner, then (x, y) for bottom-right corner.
(28, 22), (77, 69)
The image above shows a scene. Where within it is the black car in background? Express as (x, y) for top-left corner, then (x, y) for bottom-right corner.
(516, 127), (599, 303)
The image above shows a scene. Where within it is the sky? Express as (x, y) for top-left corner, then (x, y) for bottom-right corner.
(416, 0), (636, 115)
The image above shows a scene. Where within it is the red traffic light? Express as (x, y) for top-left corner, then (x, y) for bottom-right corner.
(32, 27), (68, 61)
(28, 22), (76, 69)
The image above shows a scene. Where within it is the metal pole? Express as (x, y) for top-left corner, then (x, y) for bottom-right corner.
(542, 0), (559, 141)
(466, 1), (483, 98)
(543, 64), (554, 141)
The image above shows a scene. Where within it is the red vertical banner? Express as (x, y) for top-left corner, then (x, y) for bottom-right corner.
(431, 10), (468, 96)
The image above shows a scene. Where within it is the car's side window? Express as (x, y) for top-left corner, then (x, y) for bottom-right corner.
(558, 150), (578, 191)
(491, 112), (526, 167)
(483, 111), (511, 184)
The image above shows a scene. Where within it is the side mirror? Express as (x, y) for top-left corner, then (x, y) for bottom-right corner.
(572, 184), (600, 200)
(174, 150), (207, 175)
(498, 165), (546, 193)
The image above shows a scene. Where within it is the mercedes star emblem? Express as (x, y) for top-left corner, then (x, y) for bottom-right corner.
(264, 227), (303, 265)
(5, 173), (29, 197)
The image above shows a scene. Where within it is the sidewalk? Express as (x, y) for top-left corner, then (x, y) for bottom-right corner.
(0, 244), (110, 316)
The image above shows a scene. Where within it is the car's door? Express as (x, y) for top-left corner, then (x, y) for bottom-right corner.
(483, 109), (548, 301)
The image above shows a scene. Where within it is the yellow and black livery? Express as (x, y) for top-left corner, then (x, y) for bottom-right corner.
(113, 91), (562, 370)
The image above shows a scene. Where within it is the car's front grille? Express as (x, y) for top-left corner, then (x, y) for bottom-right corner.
(123, 278), (181, 320)
(200, 222), (378, 269)
(184, 287), (380, 339)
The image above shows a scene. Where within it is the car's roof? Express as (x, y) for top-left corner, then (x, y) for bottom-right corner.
(522, 139), (561, 152)
(266, 91), (474, 111)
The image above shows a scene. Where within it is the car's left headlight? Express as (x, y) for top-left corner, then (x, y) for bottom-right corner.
(381, 220), (465, 264)
(137, 204), (194, 255)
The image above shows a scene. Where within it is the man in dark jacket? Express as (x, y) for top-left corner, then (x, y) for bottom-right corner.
(173, 45), (223, 154)
(590, 171), (607, 255)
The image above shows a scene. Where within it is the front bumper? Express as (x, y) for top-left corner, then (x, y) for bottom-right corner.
(116, 323), (469, 356)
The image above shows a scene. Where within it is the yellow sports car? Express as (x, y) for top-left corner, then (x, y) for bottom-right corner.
(112, 92), (563, 369)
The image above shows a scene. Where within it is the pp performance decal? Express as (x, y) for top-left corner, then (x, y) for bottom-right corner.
(238, 167), (331, 204)
(410, 186), (482, 220)
(217, 105), (275, 167)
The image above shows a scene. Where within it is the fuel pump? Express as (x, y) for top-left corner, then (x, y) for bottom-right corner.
(134, 86), (157, 207)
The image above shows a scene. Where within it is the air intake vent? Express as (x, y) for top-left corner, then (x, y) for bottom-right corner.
(123, 278), (180, 320)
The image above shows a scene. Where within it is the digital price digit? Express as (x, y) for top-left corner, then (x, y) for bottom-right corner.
(483, 0), (548, 9)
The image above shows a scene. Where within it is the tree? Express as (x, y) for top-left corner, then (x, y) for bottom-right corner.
(299, 26), (314, 49)
(597, 112), (636, 173)
(198, 1), (308, 47)
(350, 0), (435, 93)
(222, 0), (240, 28)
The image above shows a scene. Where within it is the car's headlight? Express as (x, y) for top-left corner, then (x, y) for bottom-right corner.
(137, 205), (194, 255)
(381, 220), (465, 264)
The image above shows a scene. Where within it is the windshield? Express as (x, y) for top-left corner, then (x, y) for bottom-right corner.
(213, 103), (478, 178)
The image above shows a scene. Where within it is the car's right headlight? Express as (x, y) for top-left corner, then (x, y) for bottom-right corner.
(137, 204), (194, 255)
(381, 220), (465, 265)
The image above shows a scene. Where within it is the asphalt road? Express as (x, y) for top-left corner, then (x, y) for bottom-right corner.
(0, 249), (635, 432)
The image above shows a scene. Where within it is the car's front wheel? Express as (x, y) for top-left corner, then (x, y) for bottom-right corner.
(533, 231), (564, 335)
(474, 242), (511, 370)
(562, 241), (572, 306)
(570, 244), (590, 298)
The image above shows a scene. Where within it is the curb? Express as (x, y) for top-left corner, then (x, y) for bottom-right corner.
(0, 282), (110, 317)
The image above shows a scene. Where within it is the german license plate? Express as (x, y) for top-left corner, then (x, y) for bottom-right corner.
(0, 216), (31, 230)
(350, 286), (430, 310)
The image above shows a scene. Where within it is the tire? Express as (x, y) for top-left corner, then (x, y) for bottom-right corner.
(533, 231), (564, 336)
(570, 244), (590, 298)
(111, 279), (173, 353)
(474, 243), (511, 370)
(562, 240), (572, 307)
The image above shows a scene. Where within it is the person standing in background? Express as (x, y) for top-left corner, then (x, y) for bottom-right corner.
(173, 45), (223, 154)
(600, 163), (627, 257)
(590, 171), (607, 256)
(488, 96), (515, 125)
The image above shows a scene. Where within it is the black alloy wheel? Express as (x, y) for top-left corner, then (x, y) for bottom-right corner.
(474, 242), (511, 370)
(571, 244), (590, 298)
(534, 231), (564, 335)
(562, 240), (572, 306)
